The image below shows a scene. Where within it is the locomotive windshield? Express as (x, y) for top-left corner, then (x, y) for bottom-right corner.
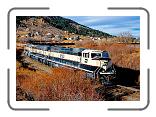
(91, 53), (101, 58)
(102, 51), (110, 59)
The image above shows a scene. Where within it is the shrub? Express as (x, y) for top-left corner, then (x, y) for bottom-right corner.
(16, 67), (100, 101)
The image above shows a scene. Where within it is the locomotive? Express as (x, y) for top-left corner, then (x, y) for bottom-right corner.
(24, 44), (116, 84)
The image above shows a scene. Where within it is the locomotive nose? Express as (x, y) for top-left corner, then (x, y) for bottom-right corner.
(102, 60), (109, 65)
(101, 60), (108, 71)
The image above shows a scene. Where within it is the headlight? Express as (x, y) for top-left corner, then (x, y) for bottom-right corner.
(102, 65), (107, 71)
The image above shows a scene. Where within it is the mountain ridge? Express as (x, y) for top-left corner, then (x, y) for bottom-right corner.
(16, 16), (113, 38)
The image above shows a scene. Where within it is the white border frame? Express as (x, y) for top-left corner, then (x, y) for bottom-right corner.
(7, 7), (149, 111)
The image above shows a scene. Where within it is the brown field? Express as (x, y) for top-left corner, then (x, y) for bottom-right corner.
(16, 61), (101, 101)
(16, 42), (140, 101)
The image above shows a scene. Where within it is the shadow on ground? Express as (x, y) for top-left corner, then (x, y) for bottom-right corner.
(113, 65), (140, 87)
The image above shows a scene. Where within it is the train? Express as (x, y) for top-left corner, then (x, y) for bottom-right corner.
(24, 44), (116, 84)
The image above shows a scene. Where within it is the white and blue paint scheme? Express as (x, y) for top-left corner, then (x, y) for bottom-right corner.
(24, 44), (116, 84)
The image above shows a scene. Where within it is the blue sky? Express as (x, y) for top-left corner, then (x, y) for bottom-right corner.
(63, 16), (140, 38)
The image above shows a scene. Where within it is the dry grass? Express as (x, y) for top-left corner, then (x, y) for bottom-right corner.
(16, 61), (101, 101)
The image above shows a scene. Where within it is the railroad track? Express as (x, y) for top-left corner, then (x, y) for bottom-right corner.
(116, 85), (140, 92)
(95, 84), (140, 101)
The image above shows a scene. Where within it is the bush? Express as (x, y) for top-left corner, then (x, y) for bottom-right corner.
(16, 67), (101, 101)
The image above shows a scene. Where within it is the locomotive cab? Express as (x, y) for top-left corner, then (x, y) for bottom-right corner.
(81, 49), (116, 84)
(91, 51), (114, 73)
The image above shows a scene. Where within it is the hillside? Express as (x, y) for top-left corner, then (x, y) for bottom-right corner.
(16, 16), (112, 38)
(42, 16), (112, 37)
